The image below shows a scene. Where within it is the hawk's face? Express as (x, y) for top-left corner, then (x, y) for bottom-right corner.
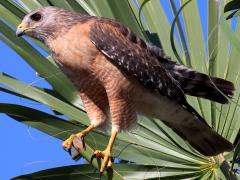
(16, 7), (72, 42)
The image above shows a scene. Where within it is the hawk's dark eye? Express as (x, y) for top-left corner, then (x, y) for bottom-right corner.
(30, 13), (42, 22)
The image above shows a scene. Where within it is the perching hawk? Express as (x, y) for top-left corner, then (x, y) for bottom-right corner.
(16, 7), (234, 173)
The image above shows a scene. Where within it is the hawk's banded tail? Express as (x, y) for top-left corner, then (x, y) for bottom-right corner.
(161, 102), (234, 156)
(168, 66), (235, 104)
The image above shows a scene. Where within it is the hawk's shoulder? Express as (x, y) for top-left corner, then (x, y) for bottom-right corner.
(89, 18), (185, 102)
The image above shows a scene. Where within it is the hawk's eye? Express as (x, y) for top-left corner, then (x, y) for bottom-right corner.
(30, 13), (42, 22)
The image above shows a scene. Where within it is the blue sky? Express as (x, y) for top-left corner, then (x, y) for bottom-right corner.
(0, 40), (81, 179)
(0, 1), (209, 179)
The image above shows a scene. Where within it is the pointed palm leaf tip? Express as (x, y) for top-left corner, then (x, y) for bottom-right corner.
(14, 4), (236, 178)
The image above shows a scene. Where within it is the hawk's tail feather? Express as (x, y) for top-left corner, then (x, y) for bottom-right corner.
(147, 44), (235, 104)
(164, 120), (234, 156)
(161, 102), (234, 156)
(182, 77), (235, 104)
(174, 69), (235, 104)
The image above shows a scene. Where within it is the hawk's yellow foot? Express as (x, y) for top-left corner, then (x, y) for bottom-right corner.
(91, 150), (113, 170)
(62, 124), (94, 156)
(90, 130), (117, 174)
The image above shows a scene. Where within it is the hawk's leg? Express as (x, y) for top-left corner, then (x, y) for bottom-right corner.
(90, 130), (118, 174)
(62, 90), (108, 158)
(62, 124), (94, 154)
(88, 75), (137, 172)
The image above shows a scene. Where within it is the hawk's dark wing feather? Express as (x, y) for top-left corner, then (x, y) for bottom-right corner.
(89, 19), (185, 102)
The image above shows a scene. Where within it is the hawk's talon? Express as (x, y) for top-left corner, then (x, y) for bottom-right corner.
(62, 133), (85, 157)
(63, 146), (71, 153)
(99, 172), (102, 179)
(63, 147), (72, 157)
(90, 153), (97, 164)
(81, 136), (86, 150)
(107, 159), (113, 168)
(62, 134), (75, 150)
(90, 149), (112, 173)
(68, 148), (72, 156)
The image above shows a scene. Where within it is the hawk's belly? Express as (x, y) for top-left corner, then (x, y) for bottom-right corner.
(135, 90), (186, 124)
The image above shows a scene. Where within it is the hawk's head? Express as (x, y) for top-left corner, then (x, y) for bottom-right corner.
(16, 6), (80, 42)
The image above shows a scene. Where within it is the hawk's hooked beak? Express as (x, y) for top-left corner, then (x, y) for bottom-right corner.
(16, 22), (36, 37)
(16, 23), (26, 37)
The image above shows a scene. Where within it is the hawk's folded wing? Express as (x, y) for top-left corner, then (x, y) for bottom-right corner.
(89, 19), (185, 102)
(88, 19), (234, 156)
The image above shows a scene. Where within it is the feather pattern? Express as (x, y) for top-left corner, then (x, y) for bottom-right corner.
(90, 19), (185, 102)
(148, 44), (235, 104)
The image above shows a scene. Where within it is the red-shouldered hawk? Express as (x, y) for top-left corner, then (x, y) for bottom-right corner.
(16, 7), (234, 174)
